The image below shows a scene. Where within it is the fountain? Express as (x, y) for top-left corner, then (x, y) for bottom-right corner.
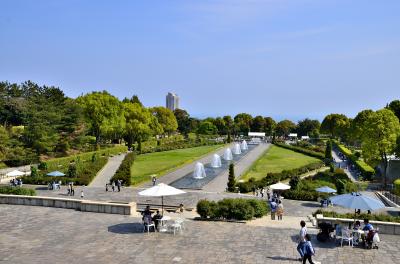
(211, 154), (222, 168)
(232, 143), (242, 155)
(193, 162), (206, 179)
(241, 140), (248, 151)
(223, 148), (233, 161)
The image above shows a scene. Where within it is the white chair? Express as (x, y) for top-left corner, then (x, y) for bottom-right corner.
(341, 228), (353, 247)
(170, 221), (182, 235)
(143, 217), (155, 233)
(175, 218), (185, 230)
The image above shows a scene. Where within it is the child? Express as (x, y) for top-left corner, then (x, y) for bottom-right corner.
(302, 234), (315, 264)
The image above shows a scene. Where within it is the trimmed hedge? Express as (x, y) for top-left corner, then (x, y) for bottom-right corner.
(21, 156), (108, 185)
(138, 140), (222, 154)
(0, 186), (36, 196)
(236, 161), (324, 193)
(314, 209), (400, 223)
(332, 140), (375, 180)
(111, 152), (136, 185)
(196, 198), (269, 220)
(273, 142), (325, 160)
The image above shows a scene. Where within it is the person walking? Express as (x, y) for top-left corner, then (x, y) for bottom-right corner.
(117, 179), (121, 192)
(297, 220), (308, 261)
(302, 234), (316, 264)
(111, 181), (115, 192)
(152, 176), (157, 186)
(71, 184), (75, 196)
(80, 189), (84, 199)
(105, 183), (108, 192)
(269, 199), (277, 220)
(277, 200), (284, 220)
(260, 188), (265, 198)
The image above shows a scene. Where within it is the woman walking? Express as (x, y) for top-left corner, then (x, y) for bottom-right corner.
(277, 200), (284, 220)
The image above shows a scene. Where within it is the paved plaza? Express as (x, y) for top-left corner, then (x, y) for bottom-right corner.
(1, 204), (399, 264)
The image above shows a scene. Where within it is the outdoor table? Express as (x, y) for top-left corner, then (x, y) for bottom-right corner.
(352, 229), (364, 245)
(159, 216), (171, 232)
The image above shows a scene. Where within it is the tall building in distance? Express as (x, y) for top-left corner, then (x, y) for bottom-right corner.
(166, 92), (179, 111)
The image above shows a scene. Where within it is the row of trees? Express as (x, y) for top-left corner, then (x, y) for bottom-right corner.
(174, 109), (320, 138)
(320, 100), (400, 186)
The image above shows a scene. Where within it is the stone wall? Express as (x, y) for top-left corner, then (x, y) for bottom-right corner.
(0, 194), (137, 216)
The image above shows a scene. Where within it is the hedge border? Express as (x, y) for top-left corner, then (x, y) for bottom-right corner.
(273, 142), (325, 160)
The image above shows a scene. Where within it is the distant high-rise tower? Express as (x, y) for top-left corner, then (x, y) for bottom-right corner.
(166, 92), (179, 111)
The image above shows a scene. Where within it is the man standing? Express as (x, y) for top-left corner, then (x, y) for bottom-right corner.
(297, 220), (307, 261)
(269, 199), (277, 220)
(117, 180), (121, 192)
(152, 176), (157, 186)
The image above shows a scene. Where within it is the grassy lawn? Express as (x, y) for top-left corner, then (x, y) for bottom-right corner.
(241, 145), (321, 181)
(131, 144), (224, 186)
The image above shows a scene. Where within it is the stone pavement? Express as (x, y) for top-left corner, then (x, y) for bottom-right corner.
(1, 204), (399, 264)
(203, 143), (270, 192)
(89, 153), (126, 187)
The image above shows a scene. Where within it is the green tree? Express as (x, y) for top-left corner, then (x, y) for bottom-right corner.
(264, 117), (276, 136)
(251, 116), (266, 132)
(387, 100), (400, 121)
(0, 126), (9, 161)
(361, 109), (400, 187)
(296, 118), (320, 137)
(197, 121), (217, 135)
(321, 113), (350, 139)
(213, 117), (226, 135)
(223, 115), (234, 138)
(227, 163), (236, 192)
(325, 140), (333, 160)
(173, 108), (191, 136)
(76, 91), (125, 143)
(234, 113), (253, 135)
(150, 107), (178, 136)
(275, 119), (296, 137)
(349, 109), (374, 143)
(123, 102), (156, 148)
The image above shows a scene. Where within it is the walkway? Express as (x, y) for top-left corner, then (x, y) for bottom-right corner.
(332, 149), (358, 182)
(89, 153), (126, 187)
(203, 143), (271, 192)
(0, 165), (31, 184)
(1, 204), (399, 264)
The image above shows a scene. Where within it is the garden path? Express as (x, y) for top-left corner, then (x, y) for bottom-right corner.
(332, 149), (358, 182)
(89, 153), (126, 187)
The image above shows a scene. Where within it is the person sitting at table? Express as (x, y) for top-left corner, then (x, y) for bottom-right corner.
(353, 220), (361, 230)
(362, 219), (374, 231)
(152, 210), (162, 231)
(142, 205), (153, 220)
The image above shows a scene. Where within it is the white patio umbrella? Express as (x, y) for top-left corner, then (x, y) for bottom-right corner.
(269, 182), (291, 190)
(6, 170), (25, 177)
(138, 183), (186, 215)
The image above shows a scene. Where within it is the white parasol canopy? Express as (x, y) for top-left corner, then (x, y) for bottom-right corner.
(269, 182), (291, 190)
(138, 183), (186, 197)
(138, 183), (186, 215)
(6, 170), (25, 177)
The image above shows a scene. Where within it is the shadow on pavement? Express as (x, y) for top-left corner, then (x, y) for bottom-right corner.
(300, 202), (320, 208)
(266, 256), (299, 261)
(108, 223), (145, 234)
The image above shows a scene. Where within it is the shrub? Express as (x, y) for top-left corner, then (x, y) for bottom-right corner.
(67, 163), (77, 178)
(38, 161), (48, 170)
(0, 186), (36, 196)
(285, 189), (319, 201)
(325, 140), (333, 160)
(30, 166), (38, 177)
(196, 199), (217, 218)
(111, 152), (136, 185)
(196, 198), (268, 220)
(289, 175), (300, 190)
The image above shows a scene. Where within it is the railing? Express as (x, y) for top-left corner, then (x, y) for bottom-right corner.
(382, 191), (400, 206)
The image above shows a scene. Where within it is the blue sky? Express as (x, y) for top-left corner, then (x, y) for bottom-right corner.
(1, 0), (399, 121)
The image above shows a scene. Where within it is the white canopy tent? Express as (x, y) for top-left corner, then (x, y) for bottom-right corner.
(6, 170), (25, 177)
(269, 182), (291, 190)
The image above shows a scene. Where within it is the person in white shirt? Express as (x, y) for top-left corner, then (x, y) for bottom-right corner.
(297, 220), (307, 261)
